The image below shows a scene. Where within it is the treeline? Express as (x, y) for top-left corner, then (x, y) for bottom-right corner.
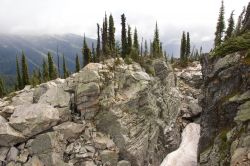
(0, 13), (165, 97)
(213, 1), (250, 56)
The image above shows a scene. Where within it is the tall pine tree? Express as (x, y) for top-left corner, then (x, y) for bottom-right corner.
(180, 32), (186, 65)
(144, 40), (148, 56)
(62, 55), (69, 79)
(0, 77), (5, 97)
(102, 13), (109, 56)
(152, 22), (160, 57)
(21, 51), (30, 87)
(108, 14), (115, 53)
(214, 0), (225, 47)
(242, 2), (250, 33)
(75, 54), (80, 72)
(127, 25), (132, 55)
(186, 32), (191, 61)
(82, 35), (91, 67)
(42, 59), (49, 82)
(225, 11), (235, 40)
(16, 56), (22, 90)
(47, 52), (57, 80)
(235, 7), (246, 36)
(121, 14), (127, 58)
(96, 23), (101, 62)
(133, 27), (139, 54)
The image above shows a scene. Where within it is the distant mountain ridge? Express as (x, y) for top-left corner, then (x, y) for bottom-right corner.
(0, 33), (96, 76)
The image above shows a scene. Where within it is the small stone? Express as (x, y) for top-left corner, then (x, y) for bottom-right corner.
(7, 147), (19, 162)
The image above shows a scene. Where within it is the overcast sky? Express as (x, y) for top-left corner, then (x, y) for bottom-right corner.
(0, 0), (248, 54)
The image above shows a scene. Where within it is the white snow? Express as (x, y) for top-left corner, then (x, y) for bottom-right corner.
(160, 123), (200, 166)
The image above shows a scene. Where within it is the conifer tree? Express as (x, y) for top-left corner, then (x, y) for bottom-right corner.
(225, 11), (235, 40)
(82, 35), (91, 67)
(96, 23), (101, 62)
(121, 14), (127, 58)
(127, 25), (132, 55)
(171, 55), (174, 64)
(235, 7), (246, 36)
(102, 13), (109, 56)
(180, 32), (186, 65)
(47, 52), (57, 80)
(42, 59), (49, 82)
(21, 51), (30, 86)
(38, 69), (42, 84)
(108, 14), (115, 53)
(186, 32), (191, 61)
(152, 22), (160, 57)
(0, 77), (5, 97)
(16, 56), (22, 90)
(62, 55), (69, 79)
(31, 69), (39, 87)
(242, 2), (250, 33)
(214, 0), (225, 47)
(144, 40), (148, 56)
(75, 54), (80, 72)
(133, 27), (139, 54)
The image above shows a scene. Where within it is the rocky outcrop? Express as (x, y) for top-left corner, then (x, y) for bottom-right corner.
(0, 58), (188, 166)
(199, 51), (250, 165)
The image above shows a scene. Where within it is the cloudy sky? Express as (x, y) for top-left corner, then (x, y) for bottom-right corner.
(0, 0), (248, 55)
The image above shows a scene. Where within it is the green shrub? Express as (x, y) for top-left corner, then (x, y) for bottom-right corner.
(212, 31), (250, 57)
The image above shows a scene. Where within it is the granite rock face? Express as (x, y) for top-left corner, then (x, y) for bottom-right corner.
(199, 51), (250, 165)
(0, 58), (191, 166)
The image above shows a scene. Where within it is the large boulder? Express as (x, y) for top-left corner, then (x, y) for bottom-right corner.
(0, 123), (25, 146)
(9, 104), (60, 137)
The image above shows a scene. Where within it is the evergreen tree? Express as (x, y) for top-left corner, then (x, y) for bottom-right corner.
(75, 54), (80, 72)
(242, 2), (250, 33)
(180, 32), (186, 65)
(186, 32), (191, 61)
(144, 40), (148, 56)
(47, 52), (57, 80)
(235, 7), (246, 36)
(133, 27), (139, 54)
(102, 13), (109, 56)
(0, 77), (5, 97)
(171, 55), (174, 64)
(96, 23), (101, 62)
(121, 14), (127, 58)
(42, 59), (49, 82)
(225, 11), (235, 40)
(21, 51), (30, 87)
(152, 22), (160, 57)
(214, 0), (225, 47)
(62, 55), (69, 79)
(82, 35), (91, 67)
(38, 69), (42, 84)
(127, 25), (132, 55)
(108, 14), (115, 53)
(16, 56), (22, 90)
(31, 69), (39, 87)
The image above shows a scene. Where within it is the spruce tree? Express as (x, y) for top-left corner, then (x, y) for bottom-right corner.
(121, 14), (127, 58)
(47, 52), (57, 80)
(127, 25), (132, 55)
(180, 32), (186, 65)
(108, 14), (115, 53)
(214, 0), (225, 47)
(16, 56), (22, 90)
(102, 13), (109, 56)
(235, 7), (246, 36)
(186, 32), (191, 61)
(38, 69), (42, 84)
(62, 55), (69, 79)
(75, 54), (80, 72)
(133, 27), (139, 54)
(96, 23), (101, 62)
(225, 11), (235, 40)
(21, 51), (30, 87)
(0, 77), (5, 97)
(242, 2), (250, 33)
(42, 59), (49, 82)
(144, 40), (148, 56)
(31, 69), (39, 87)
(82, 35), (91, 67)
(152, 22), (160, 57)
